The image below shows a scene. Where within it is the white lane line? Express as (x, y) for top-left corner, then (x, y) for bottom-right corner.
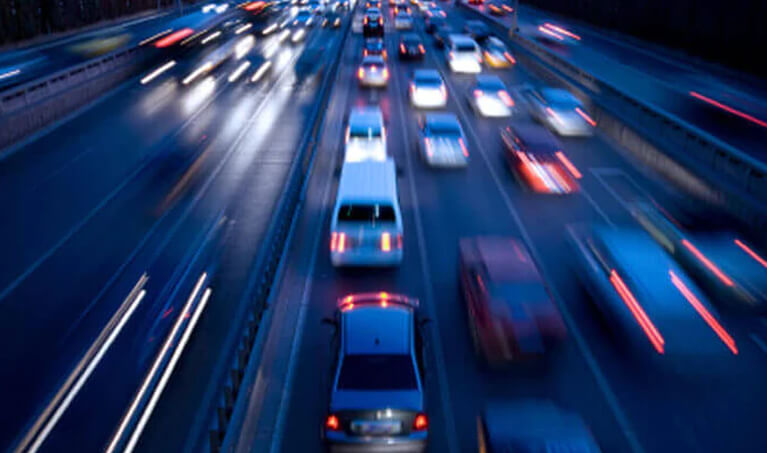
(389, 33), (461, 453)
(750, 334), (767, 356)
(20, 280), (148, 453)
(427, 48), (645, 453)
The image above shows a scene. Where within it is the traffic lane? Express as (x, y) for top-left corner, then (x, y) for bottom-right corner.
(134, 26), (351, 452)
(0, 35), (315, 450)
(456, 3), (767, 163)
(278, 30), (455, 453)
(391, 26), (636, 452)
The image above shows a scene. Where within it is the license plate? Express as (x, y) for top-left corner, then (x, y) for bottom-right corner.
(351, 420), (402, 435)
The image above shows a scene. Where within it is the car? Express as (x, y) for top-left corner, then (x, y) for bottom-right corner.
(627, 201), (767, 312)
(426, 6), (446, 18)
(417, 113), (469, 168)
(501, 123), (579, 194)
(487, 1), (506, 15)
(307, 0), (323, 13)
(323, 293), (428, 451)
(322, 11), (342, 27)
(365, 0), (381, 7)
(409, 69), (446, 108)
(424, 15), (445, 33)
(433, 25), (452, 48)
(357, 55), (389, 87)
(363, 9), (384, 37)
(463, 20), (491, 42)
(522, 87), (596, 136)
(345, 106), (387, 163)
(568, 224), (740, 361)
(394, 12), (414, 30)
(331, 160), (403, 266)
(468, 75), (514, 117)
(460, 237), (565, 363)
(399, 33), (426, 60)
(363, 38), (387, 59)
(394, 3), (412, 14)
(446, 34), (482, 73)
(478, 401), (600, 452)
(291, 8), (315, 27)
(482, 36), (515, 68)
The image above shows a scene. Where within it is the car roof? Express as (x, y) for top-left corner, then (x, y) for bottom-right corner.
(541, 87), (579, 104)
(337, 159), (397, 203)
(475, 75), (505, 88)
(414, 69), (441, 79)
(349, 107), (383, 127)
(425, 113), (460, 129)
(509, 123), (561, 152)
(343, 305), (412, 355)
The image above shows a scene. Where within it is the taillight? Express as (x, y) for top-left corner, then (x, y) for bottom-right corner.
(382, 68), (389, 79)
(358, 67), (365, 79)
(364, 16), (369, 25)
(503, 51), (516, 64)
(473, 89), (483, 98)
(458, 138), (469, 157)
(418, 44), (425, 53)
(397, 233), (403, 249)
(498, 90), (514, 107)
(381, 232), (392, 252)
(378, 17), (383, 25)
(400, 43), (406, 53)
(364, 49), (369, 56)
(326, 414), (341, 431)
(413, 413), (428, 431)
(449, 51), (454, 60)
(331, 232), (347, 252)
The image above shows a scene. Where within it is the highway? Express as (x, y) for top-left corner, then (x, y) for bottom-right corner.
(1, 1), (766, 452)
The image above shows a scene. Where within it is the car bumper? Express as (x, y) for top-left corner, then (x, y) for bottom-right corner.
(360, 76), (389, 87)
(474, 97), (511, 117)
(327, 434), (426, 453)
(411, 91), (447, 108)
(332, 249), (403, 267)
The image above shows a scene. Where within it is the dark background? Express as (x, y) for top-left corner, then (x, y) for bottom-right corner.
(525, 0), (767, 77)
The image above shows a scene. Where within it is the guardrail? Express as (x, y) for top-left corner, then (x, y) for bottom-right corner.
(458, 2), (767, 229)
(203, 15), (354, 453)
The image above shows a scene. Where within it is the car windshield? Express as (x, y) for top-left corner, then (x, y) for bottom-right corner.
(427, 120), (461, 136)
(456, 42), (477, 52)
(337, 204), (397, 222)
(337, 354), (418, 390)
(349, 126), (382, 139)
(543, 90), (580, 108)
(415, 75), (442, 86)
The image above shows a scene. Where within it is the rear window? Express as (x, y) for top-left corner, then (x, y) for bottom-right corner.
(349, 126), (382, 138)
(415, 74), (442, 85)
(427, 120), (461, 136)
(337, 354), (417, 390)
(455, 42), (477, 52)
(338, 204), (396, 222)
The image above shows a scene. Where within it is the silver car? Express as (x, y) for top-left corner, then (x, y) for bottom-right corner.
(417, 113), (469, 168)
(523, 86), (595, 136)
(357, 55), (389, 87)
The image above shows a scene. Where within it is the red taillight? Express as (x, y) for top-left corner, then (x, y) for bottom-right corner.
(364, 49), (369, 56)
(332, 232), (347, 252)
(473, 89), (483, 98)
(458, 138), (469, 157)
(503, 51), (516, 64)
(378, 18), (383, 25)
(381, 232), (392, 252)
(382, 68), (389, 79)
(413, 413), (428, 431)
(364, 17), (369, 25)
(326, 414), (341, 431)
(155, 28), (194, 48)
(498, 90), (514, 107)
(400, 43), (406, 53)
(358, 67), (365, 79)
(418, 44), (425, 53)
(575, 107), (597, 127)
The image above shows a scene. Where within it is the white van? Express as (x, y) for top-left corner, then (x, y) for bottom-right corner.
(446, 34), (482, 74)
(344, 107), (387, 163)
(330, 159), (403, 267)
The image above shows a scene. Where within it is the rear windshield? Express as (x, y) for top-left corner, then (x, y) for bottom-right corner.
(427, 121), (461, 136)
(349, 126), (382, 138)
(337, 354), (417, 390)
(455, 42), (477, 52)
(415, 74), (442, 85)
(338, 204), (396, 222)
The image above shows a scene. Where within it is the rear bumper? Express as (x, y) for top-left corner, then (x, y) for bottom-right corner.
(332, 250), (403, 267)
(327, 437), (426, 453)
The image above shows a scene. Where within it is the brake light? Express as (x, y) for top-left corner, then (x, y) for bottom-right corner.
(382, 68), (389, 79)
(449, 51), (454, 60)
(503, 51), (516, 64)
(381, 232), (392, 252)
(331, 232), (347, 252)
(358, 67), (365, 79)
(364, 16), (369, 25)
(325, 414), (341, 431)
(473, 89), (483, 98)
(400, 43), (407, 53)
(397, 234), (403, 249)
(364, 49), (369, 56)
(575, 107), (597, 127)
(609, 270), (665, 354)
(413, 413), (428, 431)
(458, 138), (469, 157)
(383, 50), (387, 58)
(498, 90), (514, 107)
(378, 17), (383, 25)
(418, 44), (425, 53)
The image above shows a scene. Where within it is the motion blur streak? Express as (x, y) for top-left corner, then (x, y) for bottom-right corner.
(250, 60), (272, 82)
(21, 280), (148, 453)
(183, 76), (216, 113)
(235, 35), (256, 59)
(689, 91), (767, 129)
(575, 107), (597, 126)
(681, 239), (734, 287)
(229, 61), (251, 82)
(669, 271), (738, 354)
(734, 239), (767, 269)
(154, 28), (194, 48)
(124, 284), (213, 453)
(140, 60), (176, 85)
(139, 29), (172, 46)
(543, 23), (581, 40)
(235, 23), (253, 34)
(182, 62), (214, 85)
(609, 270), (665, 354)
(555, 151), (582, 178)
(201, 30), (223, 45)
(262, 23), (278, 35)
(0, 69), (21, 80)
(538, 25), (565, 41)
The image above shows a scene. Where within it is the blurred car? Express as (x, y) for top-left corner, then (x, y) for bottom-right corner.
(446, 34), (482, 73)
(345, 106), (387, 163)
(424, 15), (445, 33)
(357, 55), (389, 87)
(291, 8), (315, 27)
(522, 86), (596, 136)
(322, 11), (342, 27)
(460, 237), (565, 363)
(417, 113), (469, 168)
(364, 38), (387, 59)
(410, 69), (447, 108)
(477, 400), (601, 452)
(536, 22), (582, 44)
(482, 36), (515, 68)
(323, 293), (428, 451)
(426, 6), (446, 18)
(501, 123), (579, 194)
(568, 224), (739, 359)
(363, 9), (384, 37)
(468, 75), (514, 117)
(399, 33), (426, 60)
(463, 20), (491, 42)
(487, 1), (506, 15)
(628, 201), (767, 312)
(394, 3), (412, 14)
(395, 12), (414, 30)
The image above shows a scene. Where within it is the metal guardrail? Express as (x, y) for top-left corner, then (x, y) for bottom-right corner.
(203, 14), (355, 453)
(458, 2), (767, 228)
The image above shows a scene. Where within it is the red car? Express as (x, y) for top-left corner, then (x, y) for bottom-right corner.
(459, 237), (566, 364)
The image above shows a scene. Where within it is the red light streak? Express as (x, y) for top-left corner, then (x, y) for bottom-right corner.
(689, 91), (767, 129)
(543, 23), (581, 40)
(681, 239), (734, 286)
(538, 25), (564, 41)
(669, 270), (738, 354)
(734, 239), (767, 269)
(155, 28), (194, 48)
(575, 107), (597, 126)
(555, 151), (582, 178)
(609, 270), (665, 354)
